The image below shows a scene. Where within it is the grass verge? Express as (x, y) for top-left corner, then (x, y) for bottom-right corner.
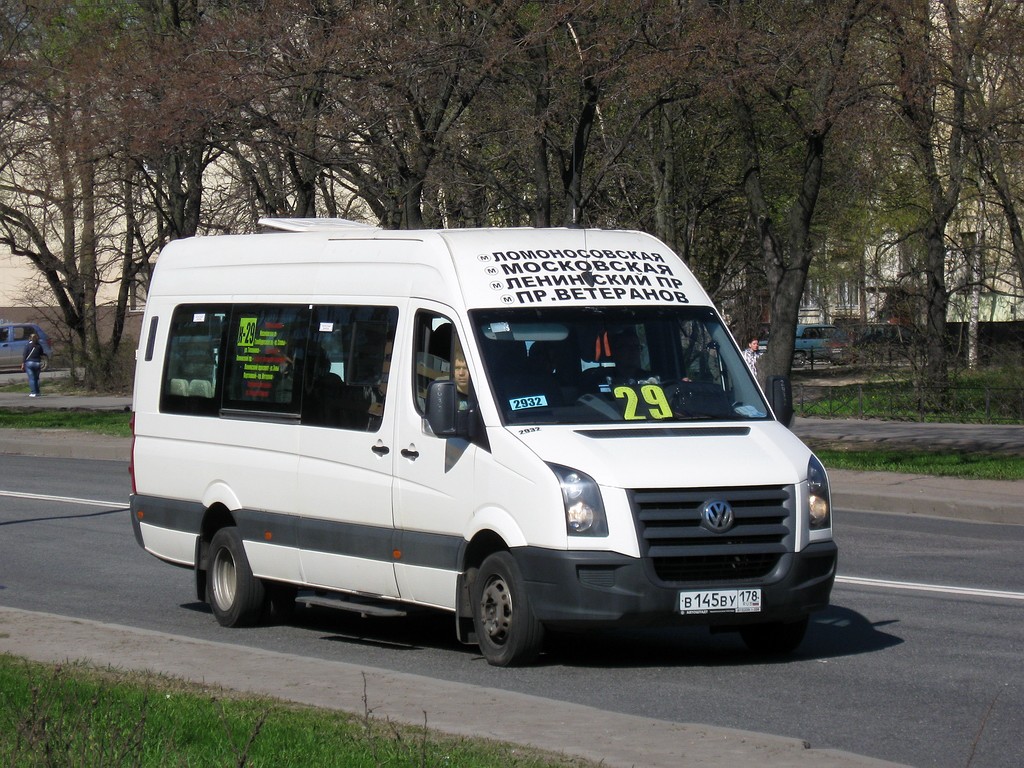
(0, 409), (131, 437)
(814, 448), (1024, 481)
(0, 655), (591, 768)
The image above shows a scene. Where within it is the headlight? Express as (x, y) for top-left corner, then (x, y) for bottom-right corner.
(549, 464), (608, 536)
(807, 455), (831, 530)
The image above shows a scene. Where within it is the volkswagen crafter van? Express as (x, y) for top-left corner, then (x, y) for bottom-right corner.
(129, 220), (837, 666)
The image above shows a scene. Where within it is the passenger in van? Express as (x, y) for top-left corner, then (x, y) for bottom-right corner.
(453, 349), (473, 411)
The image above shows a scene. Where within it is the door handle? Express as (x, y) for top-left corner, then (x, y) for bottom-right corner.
(400, 447), (420, 460)
(371, 444), (390, 456)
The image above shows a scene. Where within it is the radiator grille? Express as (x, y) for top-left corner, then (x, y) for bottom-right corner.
(629, 485), (794, 584)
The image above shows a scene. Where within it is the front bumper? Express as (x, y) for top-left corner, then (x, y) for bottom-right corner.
(513, 540), (838, 629)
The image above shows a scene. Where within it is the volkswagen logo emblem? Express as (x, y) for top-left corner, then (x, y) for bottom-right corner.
(700, 499), (734, 533)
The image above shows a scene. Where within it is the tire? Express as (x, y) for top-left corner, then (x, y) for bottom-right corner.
(739, 616), (809, 655)
(792, 351), (808, 368)
(207, 527), (266, 628)
(472, 551), (544, 667)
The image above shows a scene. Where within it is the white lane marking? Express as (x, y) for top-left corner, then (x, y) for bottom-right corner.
(0, 489), (125, 509)
(837, 575), (1024, 602)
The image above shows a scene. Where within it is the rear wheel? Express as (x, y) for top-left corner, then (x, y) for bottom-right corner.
(739, 617), (809, 655)
(207, 527), (265, 627)
(472, 552), (544, 667)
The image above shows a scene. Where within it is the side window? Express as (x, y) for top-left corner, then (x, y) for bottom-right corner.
(161, 305), (229, 416)
(302, 305), (398, 431)
(413, 310), (460, 415)
(223, 305), (310, 416)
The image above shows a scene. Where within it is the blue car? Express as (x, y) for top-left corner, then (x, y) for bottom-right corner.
(793, 323), (849, 366)
(0, 322), (53, 371)
(757, 323), (849, 367)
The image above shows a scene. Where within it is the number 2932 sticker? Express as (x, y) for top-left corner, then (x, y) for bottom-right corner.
(509, 394), (549, 411)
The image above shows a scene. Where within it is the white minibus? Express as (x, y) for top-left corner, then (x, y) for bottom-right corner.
(129, 220), (836, 666)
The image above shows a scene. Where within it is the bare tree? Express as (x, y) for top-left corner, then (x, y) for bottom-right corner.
(0, 1), (246, 386)
(324, 1), (524, 229)
(0, 2), (141, 387)
(703, 0), (876, 383)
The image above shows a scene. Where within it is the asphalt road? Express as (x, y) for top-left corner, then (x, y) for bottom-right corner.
(1, 455), (1022, 767)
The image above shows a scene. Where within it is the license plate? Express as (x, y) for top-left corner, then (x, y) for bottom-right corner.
(679, 589), (761, 614)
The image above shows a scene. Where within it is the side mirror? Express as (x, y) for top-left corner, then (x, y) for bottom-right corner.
(426, 380), (465, 437)
(767, 375), (794, 428)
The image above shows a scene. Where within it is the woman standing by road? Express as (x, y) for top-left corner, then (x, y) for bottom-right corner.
(21, 332), (44, 397)
(741, 337), (760, 377)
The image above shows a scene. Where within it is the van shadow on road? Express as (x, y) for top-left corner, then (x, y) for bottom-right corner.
(180, 600), (900, 669)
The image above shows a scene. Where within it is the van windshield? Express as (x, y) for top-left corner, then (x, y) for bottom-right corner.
(470, 306), (770, 426)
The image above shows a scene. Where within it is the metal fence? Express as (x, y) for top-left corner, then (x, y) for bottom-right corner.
(794, 383), (1024, 424)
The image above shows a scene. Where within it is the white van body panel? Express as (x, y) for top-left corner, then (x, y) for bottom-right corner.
(464, 429), (568, 547)
(244, 541), (302, 584)
(394, 564), (456, 609)
(299, 550), (401, 599)
(434, 227), (712, 309)
(200, 481), (242, 514)
(136, 419), (300, 516)
(511, 422), (810, 490)
(462, 504), (529, 549)
(138, 523), (196, 566)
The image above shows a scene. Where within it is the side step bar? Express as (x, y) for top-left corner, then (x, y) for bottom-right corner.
(298, 593), (407, 618)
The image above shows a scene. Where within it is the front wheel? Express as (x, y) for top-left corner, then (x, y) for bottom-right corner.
(739, 616), (809, 655)
(472, 552), (544, 667)
(207, 527), (266, 627)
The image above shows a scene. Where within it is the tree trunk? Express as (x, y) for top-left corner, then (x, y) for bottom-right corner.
(651, 104), (678, 254)
(559, 75), (599, 227)
(735, 94), (825, 388)
(531, 43), (552, 228)
(78, 157), (105, 389)
(922, 218), (950, 387)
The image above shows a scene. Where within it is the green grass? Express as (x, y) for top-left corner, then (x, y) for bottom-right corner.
(0, 409), (131, 437)
(0, 656), (591, 768)
(815, 448), (1024, 481)
(794, 365), (1024, 424)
